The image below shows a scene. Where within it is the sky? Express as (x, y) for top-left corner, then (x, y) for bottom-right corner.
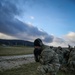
(0, 0), (75, 47)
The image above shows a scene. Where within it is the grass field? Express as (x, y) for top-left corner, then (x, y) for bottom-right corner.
(0, 46), (34, 56)
(0, 62), (74, 75)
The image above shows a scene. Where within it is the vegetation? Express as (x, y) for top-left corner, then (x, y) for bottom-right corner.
(0, 62), (74, 75)
(0, 46), (34, 56)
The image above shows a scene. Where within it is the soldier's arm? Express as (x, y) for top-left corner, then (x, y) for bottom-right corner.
(41, 50), (60, 73)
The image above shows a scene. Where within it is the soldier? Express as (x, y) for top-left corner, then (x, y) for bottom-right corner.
(68, 46), (75, 71)
(55, 46), (63, 64)
(33, 38), (60, 75)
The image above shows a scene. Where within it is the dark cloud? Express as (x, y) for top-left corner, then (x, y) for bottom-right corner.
(0, 0), (54, 43)
(43, 35), (54, 43)
(0, 0), (21, 17)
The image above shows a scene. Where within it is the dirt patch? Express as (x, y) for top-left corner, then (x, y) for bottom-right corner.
(0, 55), (35, 71)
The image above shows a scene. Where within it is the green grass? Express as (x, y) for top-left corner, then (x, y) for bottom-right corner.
(0, 63), (74, 75)
(0, 46), (34, 56)
(0, 63), (39, 75)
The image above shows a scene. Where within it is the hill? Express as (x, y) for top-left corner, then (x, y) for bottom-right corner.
(0, 39), (34, 47)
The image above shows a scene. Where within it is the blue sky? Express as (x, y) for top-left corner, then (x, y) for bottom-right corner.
(0, 0), (75, 47)
(20, 0), (75, 36)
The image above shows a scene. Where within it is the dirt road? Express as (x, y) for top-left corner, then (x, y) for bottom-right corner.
(0, 54), (35, 71)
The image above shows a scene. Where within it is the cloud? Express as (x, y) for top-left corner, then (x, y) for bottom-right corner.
(63, 32), (75, 46)
(0, 0), (54, 43)
(0, 33), (18, 39)
(48, 36), (68, 47)
(30, 16), (34, 19)
(64, 32), (75, 40)
(49, 32), (75, 47)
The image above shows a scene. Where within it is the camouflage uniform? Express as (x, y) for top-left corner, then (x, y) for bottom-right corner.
(68, 48), (75, 71)
(63, 48), (70, 64)
(55, 47), (64, 65)
(36, 46), (60, 75)
(54, 47), (69, 72)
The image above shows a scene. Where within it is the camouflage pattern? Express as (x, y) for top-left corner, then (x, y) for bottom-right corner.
(55, 47), (64, 65)
(36, 46), (60, 75)
(63, 48), (70, 64)
(53, 46), (70, 72)
(55, 47), (69, 65)
(68, 48), (75, 70)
